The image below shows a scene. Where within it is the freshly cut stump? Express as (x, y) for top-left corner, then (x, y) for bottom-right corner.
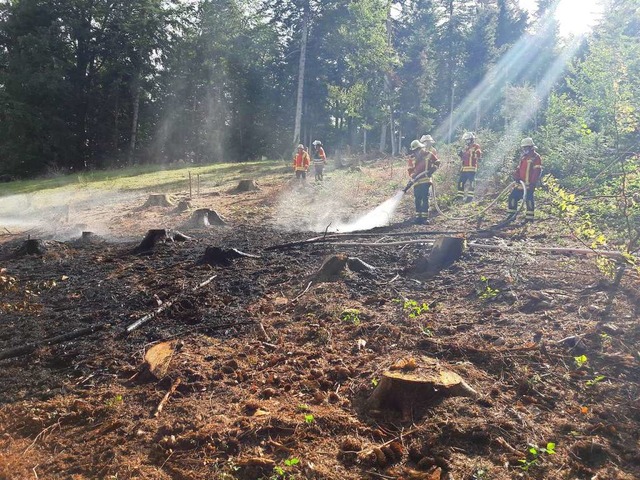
(234, 179), (259, 192)
(367, 356), (476, 421)
(143, 194), (175, 207)
(144, 341), (178, 379)
(134, 229), (192, 253)
(187, 208), (226, 227)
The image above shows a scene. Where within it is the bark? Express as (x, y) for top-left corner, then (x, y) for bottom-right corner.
(293, 5), (309, 145)
(129, 69), (141, 165)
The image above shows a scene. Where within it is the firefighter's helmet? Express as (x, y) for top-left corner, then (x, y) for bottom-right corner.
(410, 140), (424, 151)
(462, 132), (475, 142)
(420, 134), (434, 145)
(520, 137), (535, 148)
(312, 140), (322, 146)
(297, 144), (304, 150)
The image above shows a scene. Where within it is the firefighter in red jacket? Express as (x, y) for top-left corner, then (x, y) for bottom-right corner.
(507, 137), (542, 222)
(456, 132), (482, 202)
(293, 144), (310, 180)
(311, 140), (327, 181)
(406, 137), (440, 224)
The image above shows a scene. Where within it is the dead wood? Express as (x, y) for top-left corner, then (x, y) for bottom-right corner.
(124, 274), (217, 335)
(406, 236), (464, 278)
(233, 179), (260, 192)
(154, 378), (182, 417)
(314, 254), (348, 282)
(0, 324), (107, 361)
(133, 229), (192, 253)
(347, 257), (376, 272)
(186, 208), (226, 228)
(197, 246), (260, 266)
(144, 341), (179, 379)
(142, 194), (175, 208)
(15, 238), (47, 256)
(174, 200), (192, 213)
(367, 357), (477, 420)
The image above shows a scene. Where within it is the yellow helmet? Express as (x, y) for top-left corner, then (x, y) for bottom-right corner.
(419, 134), (434, 145)
(520, 137), (535, 148)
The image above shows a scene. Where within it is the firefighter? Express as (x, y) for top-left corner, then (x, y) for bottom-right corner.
(407, 137), (440, 224)
(507, 137), (542, 222)
(456, 132), (482, 202)
(292, 144), (310, 180)
(311, 140), (327, 181)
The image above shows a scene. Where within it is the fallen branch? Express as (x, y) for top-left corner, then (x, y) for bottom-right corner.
(0, 324), (107, 361)
(468, 242), (635, 262)
(154, 378), (182, 417)
(124, 274), (217, 334)
(324, 239), (436, 247)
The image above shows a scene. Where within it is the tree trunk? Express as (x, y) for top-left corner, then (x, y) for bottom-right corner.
(379, 120), (387, 152)
(129, 68), (141, 165)
(293, 4), (309, 146)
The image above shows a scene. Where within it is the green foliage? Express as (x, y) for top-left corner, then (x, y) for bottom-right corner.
(585, 375), (606, 387)
(403, 299), (430, 318)
(304, 414), (315, 424)
(574, 355), (588, 369)
(518, 442), (556, 472)
(105, 394), (124, 407)
(270, 457), (300, 480)
(340, 308), (361, 326)
(478, 276), (499, 300)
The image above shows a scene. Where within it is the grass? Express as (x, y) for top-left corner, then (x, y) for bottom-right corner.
(0, 160), (288, 197)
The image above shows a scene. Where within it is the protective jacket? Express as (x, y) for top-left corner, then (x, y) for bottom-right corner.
(513, 150), (542, 186)
(460, 143), (482, 172)
(312, 146), (326, 165)
(293, 150), (310, 171)
(409, 147), (440, 185)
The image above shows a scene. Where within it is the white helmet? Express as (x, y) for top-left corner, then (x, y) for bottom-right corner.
(410, 139), (425, 151)
(419, 134), (434, 145)
(462, 132), (475, 142)
(297, 144), (304, 149)
(312, 140), (322, 146)
(520, 137), (535, 148)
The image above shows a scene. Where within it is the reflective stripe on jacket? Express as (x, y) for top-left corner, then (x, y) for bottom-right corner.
(411, 147), (440, 185)
(461, 143), (481, 172)
(293, 151), (310, 171)
(513, 151), (542, 186)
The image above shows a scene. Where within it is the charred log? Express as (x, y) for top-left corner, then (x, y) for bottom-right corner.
(197, 246), (261, 266)
(186, 208), (226, 228)
(15, 239), (47, 256)
(133, 229), (192, 253)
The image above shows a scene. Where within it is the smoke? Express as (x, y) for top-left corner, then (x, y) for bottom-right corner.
(273, 176), (404, 233)
(0, 188), (143, 241)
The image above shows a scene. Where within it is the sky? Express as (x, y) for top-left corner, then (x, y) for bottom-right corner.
(519, 0), (605, 37)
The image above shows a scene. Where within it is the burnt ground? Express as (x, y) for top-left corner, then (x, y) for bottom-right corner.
(0, 160), (639, 480)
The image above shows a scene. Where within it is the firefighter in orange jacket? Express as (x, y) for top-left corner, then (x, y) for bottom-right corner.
(293, 144), (310, 180)
(407, 137), (440, 224)
(311, 140), (327, 181)
(507, 137), (542, 222)
(456, 132), (482, 202)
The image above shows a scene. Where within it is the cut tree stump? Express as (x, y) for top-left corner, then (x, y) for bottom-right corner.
(133, 229), (192, 253)
(174, 200), (192, 213)
(347, 256), (376, 273)
(408, 236), (465, 277)
(197, 246), (260, 266)
(142, 194), (175, 207)
(15, 239), (47, 256)
(314, 254), (349, 282)
(144, 341), (178, 379)
(233, 179), (259, 192)
(367, 356), (477, 421)
(186, 208), (226, 228)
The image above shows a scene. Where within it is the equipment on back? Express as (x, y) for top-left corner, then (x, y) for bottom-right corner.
(419, 134), (434, 145)
(410, 140), (424, 151)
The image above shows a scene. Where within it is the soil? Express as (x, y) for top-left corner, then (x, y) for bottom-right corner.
(1, 160), (639, 480)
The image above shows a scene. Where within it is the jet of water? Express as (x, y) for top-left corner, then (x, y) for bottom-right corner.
(326, 190), (405, 233)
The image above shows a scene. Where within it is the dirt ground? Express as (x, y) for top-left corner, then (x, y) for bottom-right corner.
(0, 160), (639, 480)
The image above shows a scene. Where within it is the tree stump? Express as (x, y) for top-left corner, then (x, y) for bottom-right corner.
(174, 200), (192, 213)
(234, 180), (259, 192)
(143, 341), (178, 379)
(133, 229), (192, 253)
(408, 236), (465, 277)
(79, 231), (100, 244)
(367, 356), (477, 421)
(15, 239), (47, 256)
(197, 246), (260, 266)
(347, 257), (376, 273)
(314, 254), (348, 282)
(187, 208), (226, 228)
(142, 194), (175, 208)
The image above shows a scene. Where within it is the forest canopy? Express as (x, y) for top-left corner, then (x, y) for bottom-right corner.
(0, 0), (638, 179)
